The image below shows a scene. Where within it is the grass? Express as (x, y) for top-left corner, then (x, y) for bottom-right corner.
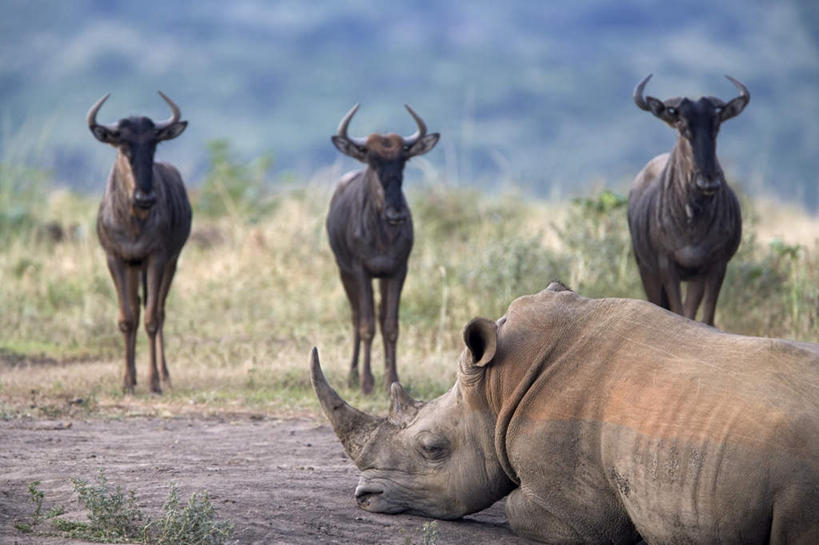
(0, 152), (817, 419)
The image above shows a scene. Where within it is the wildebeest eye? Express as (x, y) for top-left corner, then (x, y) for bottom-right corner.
(667, 107), (677, 116)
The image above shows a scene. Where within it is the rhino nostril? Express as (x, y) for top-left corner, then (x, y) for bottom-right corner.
(354, 485), (383, 505)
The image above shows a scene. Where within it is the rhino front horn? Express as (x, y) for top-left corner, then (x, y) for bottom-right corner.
(309, 347), (382, 464)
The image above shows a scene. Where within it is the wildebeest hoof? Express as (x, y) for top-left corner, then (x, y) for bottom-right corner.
(384, 376), (399, 394)
(361, 375), (374, 396)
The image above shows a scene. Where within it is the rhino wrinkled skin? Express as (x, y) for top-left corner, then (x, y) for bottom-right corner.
(311, 282), (819, 544)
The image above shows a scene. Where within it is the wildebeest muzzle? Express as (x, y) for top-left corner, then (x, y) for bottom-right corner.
(134, 189), (157, 209)
(385, 207), (408, 225)
(694, 176), (721, 196)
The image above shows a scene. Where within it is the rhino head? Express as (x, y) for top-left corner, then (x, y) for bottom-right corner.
(310, 316), (517, 519)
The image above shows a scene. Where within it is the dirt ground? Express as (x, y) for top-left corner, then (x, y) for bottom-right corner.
(0, 415), (537, 545)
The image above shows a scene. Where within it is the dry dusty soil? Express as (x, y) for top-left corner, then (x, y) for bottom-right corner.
(0, 416), (538, 545)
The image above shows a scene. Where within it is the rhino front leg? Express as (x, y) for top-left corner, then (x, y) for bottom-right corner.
(505, 487), (638, 545)
(506, 487), (587, 544)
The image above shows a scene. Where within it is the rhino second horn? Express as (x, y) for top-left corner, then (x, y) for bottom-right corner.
(389, 382), (419, 418)
(309, 347), (382, 463)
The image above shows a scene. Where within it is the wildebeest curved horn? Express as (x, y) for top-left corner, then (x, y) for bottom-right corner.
(725, 75), (749, 102)
(336, 104), (368, 148)
(402, 104), (427, 147)
(155, 90), (182, 130)
(633, 74), (654, 112)
(310, 347), (381, 463)
(86, 93), (117, 131)
(724, 75), (750, 105)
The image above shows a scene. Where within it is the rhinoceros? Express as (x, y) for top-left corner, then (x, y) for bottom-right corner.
(310, 282), (819, 544)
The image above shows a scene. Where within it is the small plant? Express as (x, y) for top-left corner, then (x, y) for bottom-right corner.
(68, 469), (145, 541)
(146, 482), (234, 545)
(421, 521), (439, 545)
(16, 473), (235, 545)
(13, 480), (64, 533)
(402, 520), (440, 545)
(27, 480), (45, 522)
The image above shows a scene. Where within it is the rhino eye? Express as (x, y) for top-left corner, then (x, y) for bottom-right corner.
(418, 436), (450, 461)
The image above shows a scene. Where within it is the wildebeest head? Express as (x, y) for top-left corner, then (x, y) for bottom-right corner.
(88, 91), (188, 210)
(332, 104), (439, 224)
(310, 314), (513, 519)
(634, 74), (749, 196)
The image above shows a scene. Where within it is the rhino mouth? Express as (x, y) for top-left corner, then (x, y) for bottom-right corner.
(354, 482), (409, 514)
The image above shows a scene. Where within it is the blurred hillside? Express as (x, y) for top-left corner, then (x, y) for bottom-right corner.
(1, 0), (818, 207)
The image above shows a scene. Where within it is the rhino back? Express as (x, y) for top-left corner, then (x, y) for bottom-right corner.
(493, 290), (819, 544)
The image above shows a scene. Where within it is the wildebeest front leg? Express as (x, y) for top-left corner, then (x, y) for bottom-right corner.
(700, 262), (727, 327)
(340, 270), (362, 388)
(636, 262), (664, 308)
(358, 275), (376, 395)
(144, 256), (168, 394)
(379, 267), (407, 391)
(683, 278), (706, 321)
(344, 268), (375, 394)
(658, 256), (684, 315)
(153, 258), (179, 388)
(106, 255), (140, 393)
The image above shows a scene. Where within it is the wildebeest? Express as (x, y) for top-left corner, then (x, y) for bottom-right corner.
(327, 104), (439, 395)
(87, 91), (192, 394)
(628, 74), (749, 325)
(311, 282), (819, 544)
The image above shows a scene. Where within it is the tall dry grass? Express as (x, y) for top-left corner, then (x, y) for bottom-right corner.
(0, 154), (817, 418)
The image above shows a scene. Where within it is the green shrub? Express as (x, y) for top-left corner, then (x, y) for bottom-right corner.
(195, 139), (277, 222)
(147, 482), (234, 545)
(555, 190), (640, 299)
(16, 473), (235, 545)
(69, 469), (146, 541)
(0, 162), (51, 238)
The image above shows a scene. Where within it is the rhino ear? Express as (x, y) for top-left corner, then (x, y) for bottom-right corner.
(463, 317), (498, 369)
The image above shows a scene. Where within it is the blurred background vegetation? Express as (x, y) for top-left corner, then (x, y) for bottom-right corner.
(1, 0), (818, 206)
(0, 2), (817, 416)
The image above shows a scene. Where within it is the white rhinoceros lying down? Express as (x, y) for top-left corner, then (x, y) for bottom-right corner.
(310, 282), (819, 544)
